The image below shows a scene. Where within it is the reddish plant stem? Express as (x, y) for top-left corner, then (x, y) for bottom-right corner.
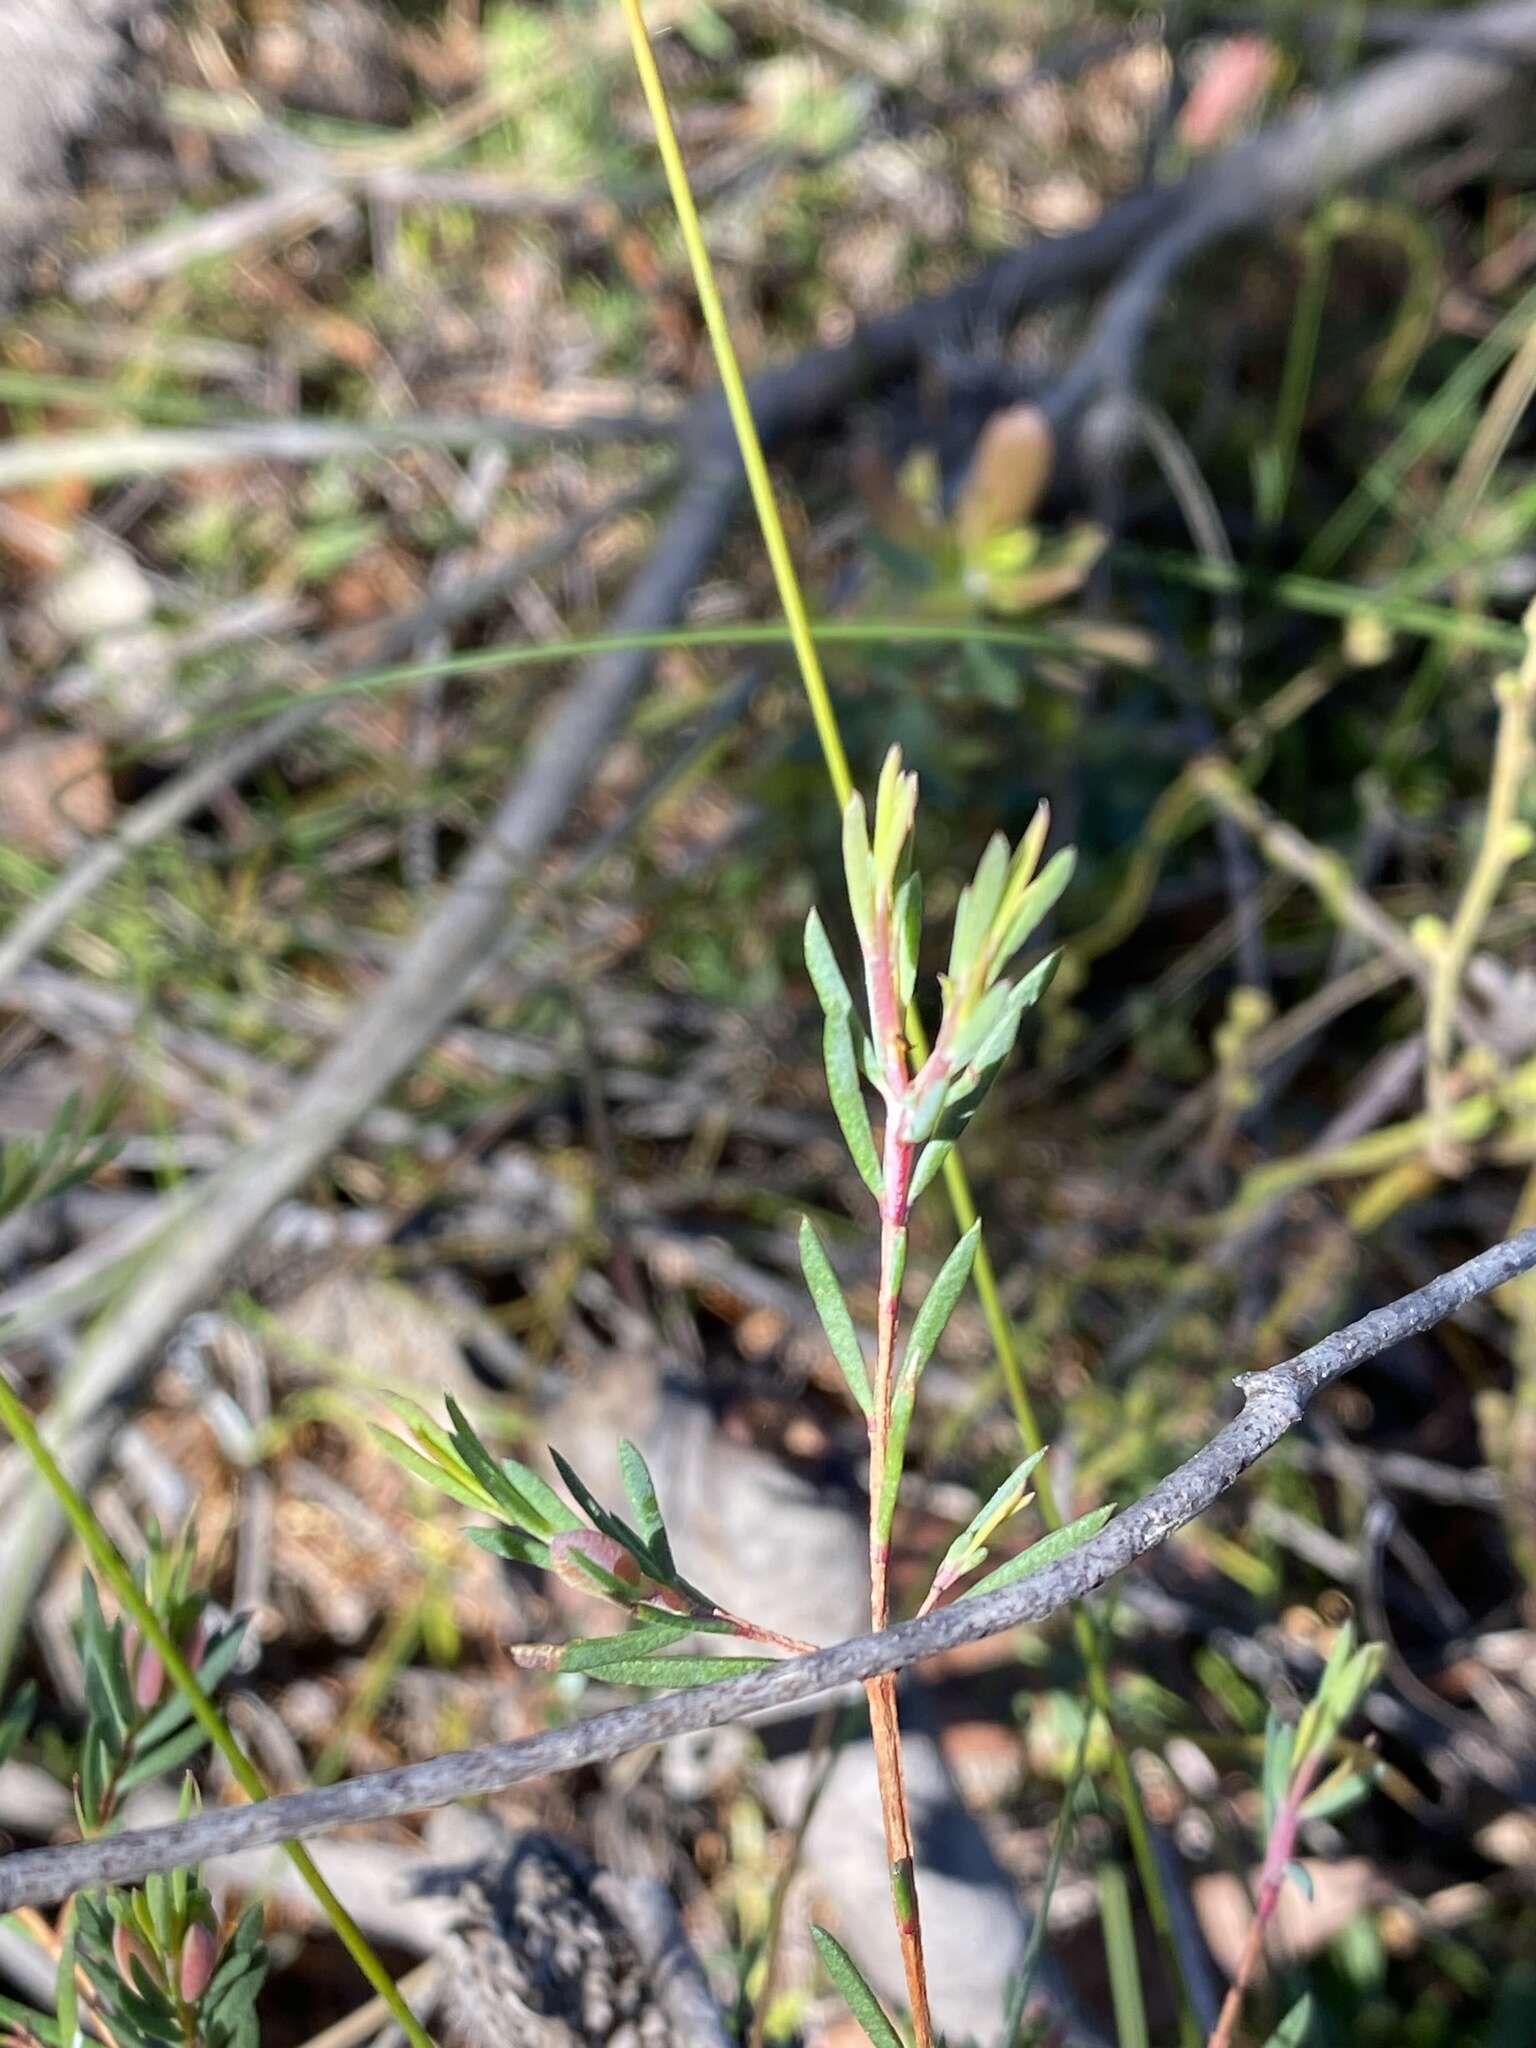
(710, 1608), (817, 1657)
(864, 1112), (934, 2047)
(1207, 1752), (1323, 2048)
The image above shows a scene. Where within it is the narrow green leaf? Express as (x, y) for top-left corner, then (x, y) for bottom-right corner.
(871, 745), (912, 892)
(115, 1719), (210, 1796)
(810, 1926), (903, 2048)
(888, 1223), (907, 1301)
(444, 1395), (548, 1530)
(1100, 1861), (1148, 2048)
(55, 1928), (78, 2048)
(804, 907), (855, 1018)
(949, 832), (1010, 987)
(145, 1868), (173, 1949)
(927, 954), (1061, 1147)
(375, 1391), (475, 1480)
(1294, 1620), (1359, 1764)
(995, 845), (1076, 966)
(938, 1449), (1048, 1579)
(547, 1448), (648, 1559)
(897, 1223), (981, 1394)
(75, 1726), (103, 1831)
(1298, 1766), (1375, 1824)
(823, 1012), (883, 1198)
(1001, 802), (1050, 908)
(369, 1426), (491, 1512)
(499, 1455), (583, 1535)
(1009, 946), (1061, 1016)
(578, 1654), (770, 1687)
(968, 970), (1046, 1074)
(80, 1639), (131, 1752)
(1342, 1641), (1386, 1711)
(1262, 1993), (1315, 2048)
(943, 979), (1012, 1077)
(877, 1376), (918, 1547)
(909, 1139), (953, 1203)
(463, 1524), (551, 1567)
(559, 1620), (701, 1670)
(798, 1218), (873, 1416)
(858, 1027), (885, 1092)
(842, 793), (874, 942)
(894, 873), (923, 1007)
(1261, 1709), (1295, 1839)
(965, 1503), (1115, 1600)
(618, 1439), (674, 1575)
(136, 1618), (248, 1751)
(1284, 1860), (1314, 1903)
(77, 1574), (112, 1674)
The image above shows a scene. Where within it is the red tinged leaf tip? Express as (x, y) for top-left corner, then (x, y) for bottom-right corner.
(1177, 36), (1277, 149)
(178, 1919), (218, 2004)
(113, 1920), (157, 1989)
(131, 1643), (164, 1711)
(547, 1528), (651, 1597)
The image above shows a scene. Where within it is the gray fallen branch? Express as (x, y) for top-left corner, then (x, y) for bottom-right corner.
(4, 1225), (1533, 1911)
(67, 182), (356, 304)
(0, 411), (672, 494)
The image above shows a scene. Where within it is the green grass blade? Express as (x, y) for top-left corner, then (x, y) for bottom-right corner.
(1100, 1860), (1149, 2048)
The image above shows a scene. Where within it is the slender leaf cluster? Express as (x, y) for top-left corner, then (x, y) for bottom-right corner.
(1211, 1623), (1384, 2047)
(0, 1088), (122, 1225)
(70, 1855), (267, 2048)
(72, 1531), (248, 1835)
(1263, 1620), (1385, 1875)
(798, 749), (1101, 1611)
(805, 745), (1073, 1184)
(373, 1395), (783, 1684)
(0, 1532), (266, 2048)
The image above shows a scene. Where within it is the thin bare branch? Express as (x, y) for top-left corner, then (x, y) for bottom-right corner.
(4, 1227), (1532, 1912)
(0, 411), (671, 492)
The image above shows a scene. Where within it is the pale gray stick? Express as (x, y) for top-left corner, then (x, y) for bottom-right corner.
(3, 1226), (1533, 1910)
(0, 412), (671, 493)
(68, 183), (353, 302)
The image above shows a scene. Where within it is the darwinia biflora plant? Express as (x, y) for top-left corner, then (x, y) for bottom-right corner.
(0, 1529), (268, 2048)
(798, 748), (1106, 2043)
(379, 751), (1111, 2046)
(1211, 1622), (1385, 2048)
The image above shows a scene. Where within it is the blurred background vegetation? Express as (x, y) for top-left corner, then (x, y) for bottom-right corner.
(5, 1), (1536, 2044)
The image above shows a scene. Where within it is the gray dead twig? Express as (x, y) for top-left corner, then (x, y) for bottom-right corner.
(0, 412), (672, 494)
(3, 1227), (1533, 1910)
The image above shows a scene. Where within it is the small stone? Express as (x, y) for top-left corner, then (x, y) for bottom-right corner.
(44, 546), (155, 640)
